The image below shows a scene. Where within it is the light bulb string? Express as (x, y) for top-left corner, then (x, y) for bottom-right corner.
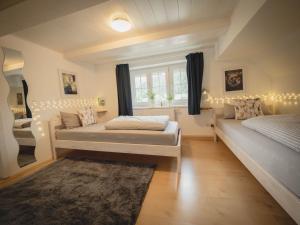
(202, 92), (299, 105)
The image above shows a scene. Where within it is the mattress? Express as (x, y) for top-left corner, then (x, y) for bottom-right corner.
(13, 127), (34, 139)
(56, 121), (179, 146)
(217, 118), (300, 198)
(242, 114), (300, 153)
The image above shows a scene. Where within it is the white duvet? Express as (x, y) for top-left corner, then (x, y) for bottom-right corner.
(242, 114), (300, 153)
(14, 118), (32, 128)
(105, 115), (169, 131)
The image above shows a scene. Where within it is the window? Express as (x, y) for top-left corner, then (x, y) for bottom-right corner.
(172, 67), (188, 102)
(151, 71), (167, 103)
(133, 74), (148, 104)
(131, 63), (187, 107)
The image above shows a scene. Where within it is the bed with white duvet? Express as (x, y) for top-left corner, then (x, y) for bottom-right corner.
(49, 115), (182, 179)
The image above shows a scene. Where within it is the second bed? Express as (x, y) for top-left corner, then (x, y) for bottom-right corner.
(49, 115), (182, 178)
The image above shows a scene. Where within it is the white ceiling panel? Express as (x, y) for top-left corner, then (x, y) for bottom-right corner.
(178, 0), (193, 20)
(148, 0), (168, 25)
(14, 0), (238, 63)
(70, 22), (226, 64)
(118, 0), (145, 29)
(163, 0), (179, 23)
(133, 0), (157, 27)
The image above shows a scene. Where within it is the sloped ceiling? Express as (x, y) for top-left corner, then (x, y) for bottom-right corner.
(218, 0), (300, 82)
(0, 0), (25, 11)
(0, 0), (109, 36)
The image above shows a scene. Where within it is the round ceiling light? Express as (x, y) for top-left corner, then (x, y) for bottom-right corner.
(111, 18), (132, 32)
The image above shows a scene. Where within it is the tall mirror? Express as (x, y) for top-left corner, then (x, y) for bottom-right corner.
(2, 47), (36, 167)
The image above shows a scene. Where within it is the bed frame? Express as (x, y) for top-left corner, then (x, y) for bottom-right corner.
(215, 127), (300, 224)
(48, 115), (182, 178)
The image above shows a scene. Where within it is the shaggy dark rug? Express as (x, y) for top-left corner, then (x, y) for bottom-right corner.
(0, 157), (155, 225)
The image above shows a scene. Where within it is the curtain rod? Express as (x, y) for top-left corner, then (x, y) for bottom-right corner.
(129, 59), (186, 71)
(128, 44), (214, 71)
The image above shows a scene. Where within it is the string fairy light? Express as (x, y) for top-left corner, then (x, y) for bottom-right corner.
(30, 97), (99, 137)
(203, 92), (300, 106)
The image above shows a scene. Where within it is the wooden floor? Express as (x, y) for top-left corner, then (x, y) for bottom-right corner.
(136, 139), (296, 225)
(0, 139), (296, 225)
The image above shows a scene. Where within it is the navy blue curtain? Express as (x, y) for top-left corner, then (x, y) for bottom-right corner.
(186, 52), (204, 115)
(116, 64), (133, 116)
(22, 80), (32, 118)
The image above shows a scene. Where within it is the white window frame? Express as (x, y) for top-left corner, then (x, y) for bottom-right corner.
(130, 71), (149, 107)
(130, 63), (187, 108)
(169, 63), (188, 106)
(149, 67), (169, 105)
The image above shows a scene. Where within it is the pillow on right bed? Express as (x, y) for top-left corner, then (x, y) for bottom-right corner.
(233, 98), (264, 120)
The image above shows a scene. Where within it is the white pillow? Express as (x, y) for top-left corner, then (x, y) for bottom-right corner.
(223, 103), (235, 119)
(261, 102), (273, 115)
(60, 111), (81, 129)
(14, 118), (32, 128)
(78, 107), (96, 126)
(105, 116), (169, 131)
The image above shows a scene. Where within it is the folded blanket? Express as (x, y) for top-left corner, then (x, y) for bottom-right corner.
(105, 116), (169, 131)
(14, 118), (32, 128)
(242, 114), (300, 153)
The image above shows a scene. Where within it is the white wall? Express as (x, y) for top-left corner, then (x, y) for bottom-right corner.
(0, 114), (7, 177)
(0, 49), (19, 177)
(216, 0), (300, 114)
(0, 50), (10, 177)
(217, 0), (266, 57)
(271, 75), (300, 114)
(95, 47), (272, 136)
(271, 75), (300, 94)
(0, 35), (99, 178)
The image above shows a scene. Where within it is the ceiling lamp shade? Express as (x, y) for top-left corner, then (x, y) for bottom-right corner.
(111, 18), (132, 32)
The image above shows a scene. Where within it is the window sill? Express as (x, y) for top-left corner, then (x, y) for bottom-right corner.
(133, 105), (187, 110)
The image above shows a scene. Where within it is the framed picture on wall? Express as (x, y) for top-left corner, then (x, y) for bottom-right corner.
(224, 68), (244, 92)
(17, 93), (23, 105)
(59, 70), (79, 97)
